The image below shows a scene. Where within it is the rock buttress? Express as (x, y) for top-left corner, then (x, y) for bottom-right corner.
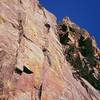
(0, 0), (100, 100)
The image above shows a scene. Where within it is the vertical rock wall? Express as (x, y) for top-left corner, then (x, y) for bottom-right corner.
(0, 0), (100, 100)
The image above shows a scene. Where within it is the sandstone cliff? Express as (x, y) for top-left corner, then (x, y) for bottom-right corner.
(0, 0), (100, 100)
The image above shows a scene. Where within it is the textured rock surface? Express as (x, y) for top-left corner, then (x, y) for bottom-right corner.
(0, 0), (100, 100)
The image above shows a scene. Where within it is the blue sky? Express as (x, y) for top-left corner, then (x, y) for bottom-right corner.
(39, 0), (100, 47)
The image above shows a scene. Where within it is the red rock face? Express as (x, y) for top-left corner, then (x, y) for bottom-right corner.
(0, 0), (100, 100)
